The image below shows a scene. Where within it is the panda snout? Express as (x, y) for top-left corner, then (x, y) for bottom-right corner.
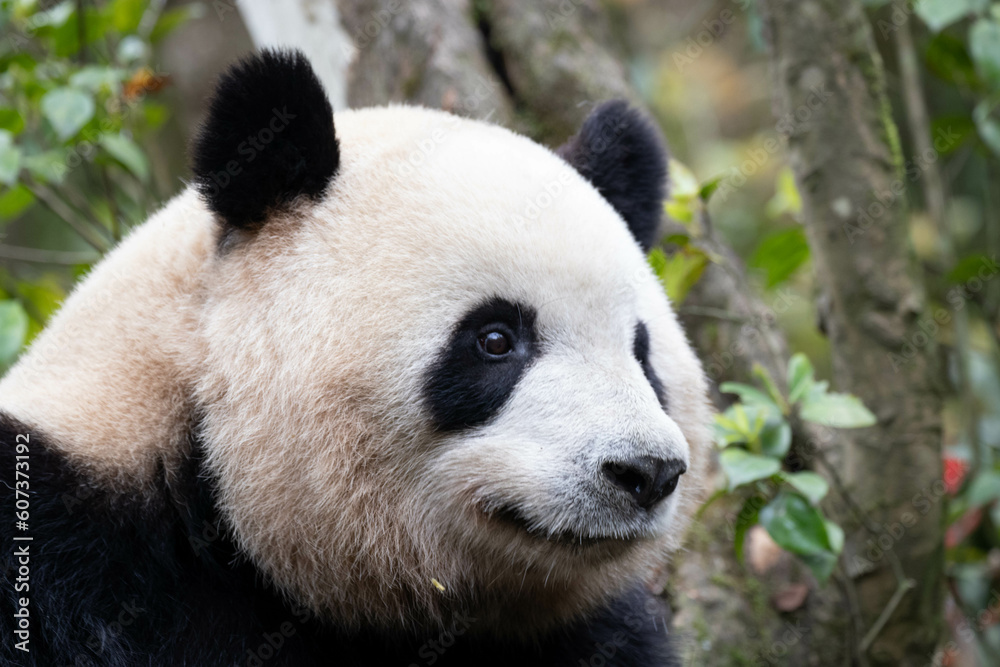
(601, 456), (686, 511)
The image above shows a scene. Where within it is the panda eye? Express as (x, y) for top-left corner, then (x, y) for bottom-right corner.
(478, 330), (512, 357)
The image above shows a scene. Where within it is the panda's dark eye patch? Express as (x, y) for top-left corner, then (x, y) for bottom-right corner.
(424, 298), (537, 432)
(633, 321), (668, 410)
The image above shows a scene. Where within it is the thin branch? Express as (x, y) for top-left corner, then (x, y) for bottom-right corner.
(894, 20), (947, 234)
(0, 244), (99, 265)
(677, 305), (747, 323)
(138, 0), (168, 40)
(28, 182), (109, 253)
(76, 0), (87, 63)
(101, 167), (121, 242)
(860, 576), (916, 652)
(837, 571), (871, 667)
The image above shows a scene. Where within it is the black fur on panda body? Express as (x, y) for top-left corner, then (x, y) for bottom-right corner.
(0, 414), (679, 666)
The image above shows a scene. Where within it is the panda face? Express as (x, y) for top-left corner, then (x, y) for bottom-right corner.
(179, 51), (712, 632)
(193, 102), (710, 632)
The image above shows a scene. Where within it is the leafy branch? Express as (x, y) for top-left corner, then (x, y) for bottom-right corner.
(708, 353), (876, 582)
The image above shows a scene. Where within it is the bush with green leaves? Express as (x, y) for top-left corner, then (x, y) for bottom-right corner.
(708, 353), (876, 582)
(865, 0), (1000, 159)
(0, 0), (196, 370)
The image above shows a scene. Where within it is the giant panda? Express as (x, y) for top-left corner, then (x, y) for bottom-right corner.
(0, 50), (711, 666)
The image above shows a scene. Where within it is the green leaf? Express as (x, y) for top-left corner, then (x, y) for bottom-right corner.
(69, 65), (126, 93)
(22, 150), (69, 185)
(41, 87), (95, 141)
(930, 116), (975, 155)
(949, 254), (995, 283)
(800, 392), (877, 428)
(974, 97), (1000, 158)
(915, 0), (974, 32)
(720, 381), (778, 408)
(799, 550), (838, 583)
(759, 419), (792, 458)
(781, 471), (829, 504)
(787, 353), (815, 404)
(699, 175), (724, 202)
(665, 199), (694, 225)
(669, 158), (700, 200)
(764, 167), (802, 220)
(18, 280), (64, 339)
(925, 33), (978, 88)
(970, 19), (1000, 91)
(759, 492), (831, 556)
(109, 0), (145, 32)
(149, 5), (202, 42)
(0, 185), (35, 221)
(27, 1), (75, 29)
(116, 35), (148, 63)
(719, 448), (781, 490)
(824, 520), (845, 554)
(966, 470), (1000, 506)
(662, 233), (691, 247)
(749, 227), (810, 288)
(648, 246), (709, 304)
(797, 519), (844, 582)
(0, 300), (28, 365)
(99, 133), (149, 182)
(752, 362), (788, 414)
(0, 130), (21, 186)
(0, 108), (24, 135)
(49, 9), (109, 58)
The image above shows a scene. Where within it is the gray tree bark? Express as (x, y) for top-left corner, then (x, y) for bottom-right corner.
(756, 1), (945, 664)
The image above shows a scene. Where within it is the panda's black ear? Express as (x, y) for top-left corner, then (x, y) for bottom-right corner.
(556, 101), (668, 252)
(190, 49), (339, 232)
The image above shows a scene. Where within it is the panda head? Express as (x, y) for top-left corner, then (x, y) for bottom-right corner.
(190, 50), (711, 633)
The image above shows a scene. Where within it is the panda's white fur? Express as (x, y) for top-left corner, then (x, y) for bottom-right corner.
(2, 104), (710, 636)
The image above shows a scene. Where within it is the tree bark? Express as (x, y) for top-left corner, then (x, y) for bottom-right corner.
(756, 1), (945, 664)
(335, 0), (515, 125)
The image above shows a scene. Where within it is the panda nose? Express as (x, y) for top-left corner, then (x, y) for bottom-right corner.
(602, 457), (686, 511)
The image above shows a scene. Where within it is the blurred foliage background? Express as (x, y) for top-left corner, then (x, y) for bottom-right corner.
(1, 0), (999, 662)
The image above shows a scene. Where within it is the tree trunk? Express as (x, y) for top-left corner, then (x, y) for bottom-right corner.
(756, 1), (945, 664)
